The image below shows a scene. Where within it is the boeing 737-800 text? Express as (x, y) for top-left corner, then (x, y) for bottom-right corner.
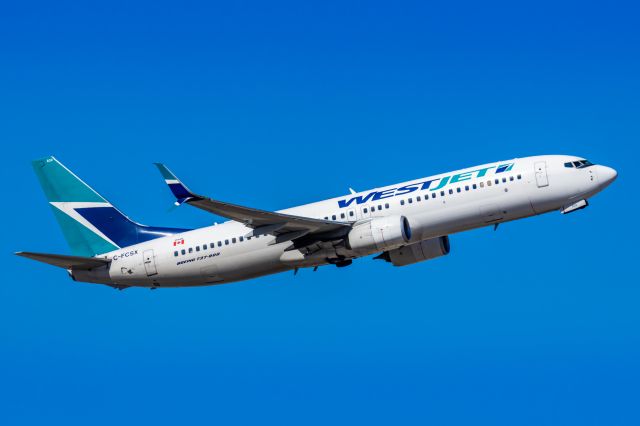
(16, 155), (617, 289)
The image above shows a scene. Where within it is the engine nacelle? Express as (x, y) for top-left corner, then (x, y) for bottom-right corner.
(347, 215), (411, 255)
(376, 236), (450, 267)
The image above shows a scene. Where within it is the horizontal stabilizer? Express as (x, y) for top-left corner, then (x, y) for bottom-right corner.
(15, 251), (110, 270)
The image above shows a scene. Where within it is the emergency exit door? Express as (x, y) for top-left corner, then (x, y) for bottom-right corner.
(143, 249), (158, 276)
(534, 161), (549, 188)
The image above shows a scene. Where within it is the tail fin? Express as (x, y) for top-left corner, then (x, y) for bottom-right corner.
(32, 156), (190, 256)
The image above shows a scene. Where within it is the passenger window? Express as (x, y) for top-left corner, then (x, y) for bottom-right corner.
(385, 203), (390, 208)
(440, 191), (445, 196)
(332, 215), (337, 220)
(377, 205), (382, 211)
(217, 241), (222, 247)
(432, 193), (436, 199)
(188, 248), (193, 253)
(517, 174), (522, 180)
(417, 196), (421, 202)
(349, 211), (355, 217)
(225, 240), (229, 245)
(408, 198), (413, 204)
(239, 236), (244, 242)
(502, 178), (507, 183)
(480, 182), (485, 188)
(494, 179), (499, 185)
(448, 189), (453, 195)
(181, 249), (186, 255)
(457, 188), (461, 193)
(510, 176), (514, 182)
(202, 245), (207, 250)
(487, 181), (492, 186)
(174, 251), (178, 257)
(341, 213), (345, 219)
(196, 246), (200, 252)
(473, 184), (477, 189)
(400, 201), (404, 206)
(232, 238), (237, 244)
(465, 186), (469, 191)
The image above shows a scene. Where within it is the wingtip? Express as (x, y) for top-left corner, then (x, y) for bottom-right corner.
(154, 163), (178, 181)
(152, 163), (197, 201)
(153, 162), (168, 172)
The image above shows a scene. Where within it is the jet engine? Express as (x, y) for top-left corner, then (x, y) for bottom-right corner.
(347, 215), (411, 255)
(375, 236), (450, 267)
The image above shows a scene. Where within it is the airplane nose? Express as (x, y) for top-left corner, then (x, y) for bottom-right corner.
(598, 166), (618, 186)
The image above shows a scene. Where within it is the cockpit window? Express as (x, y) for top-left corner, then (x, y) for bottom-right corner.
(566, 160), (594, 169)
(577, 160), (594, 168)
(575, 160), (594, 169)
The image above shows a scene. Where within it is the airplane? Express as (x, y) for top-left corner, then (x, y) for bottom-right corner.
(16, 155), (617, 290)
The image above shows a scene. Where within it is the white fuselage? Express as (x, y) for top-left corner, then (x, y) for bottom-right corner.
(72, 155), (616, 288)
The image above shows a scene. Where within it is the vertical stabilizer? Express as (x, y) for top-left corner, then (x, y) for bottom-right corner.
(32, 157), (189, 256)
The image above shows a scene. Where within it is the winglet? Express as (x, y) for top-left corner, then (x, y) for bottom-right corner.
(154, 163), (200, 206)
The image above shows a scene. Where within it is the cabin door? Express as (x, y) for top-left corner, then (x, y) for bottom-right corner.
(534, 161), (549, 188)
(143, 249), (158, 276)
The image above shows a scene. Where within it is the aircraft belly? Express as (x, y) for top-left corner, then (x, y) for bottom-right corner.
(214, 244), (290, 282)
(145, 243), (289, 287)
(411, 192), (535, 240)
(411, 204), (482, 240)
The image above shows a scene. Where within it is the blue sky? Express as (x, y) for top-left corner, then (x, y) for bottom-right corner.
(1, 1), (639, 424)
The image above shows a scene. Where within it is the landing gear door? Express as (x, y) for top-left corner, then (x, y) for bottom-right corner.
(535, 161), (549, 188)
(143, 249), (158, 276)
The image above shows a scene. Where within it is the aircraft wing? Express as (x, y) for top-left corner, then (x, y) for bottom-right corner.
(154, 164), (351, 237)
(15, 252), (111, 270)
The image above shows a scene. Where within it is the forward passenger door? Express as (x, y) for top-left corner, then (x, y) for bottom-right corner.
(534, 162), (549, 188)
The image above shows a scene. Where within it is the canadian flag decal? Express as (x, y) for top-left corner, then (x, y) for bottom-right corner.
(173, 238), (185, 246)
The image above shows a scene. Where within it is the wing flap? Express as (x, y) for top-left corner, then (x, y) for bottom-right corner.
(16, 251), (111, 270)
